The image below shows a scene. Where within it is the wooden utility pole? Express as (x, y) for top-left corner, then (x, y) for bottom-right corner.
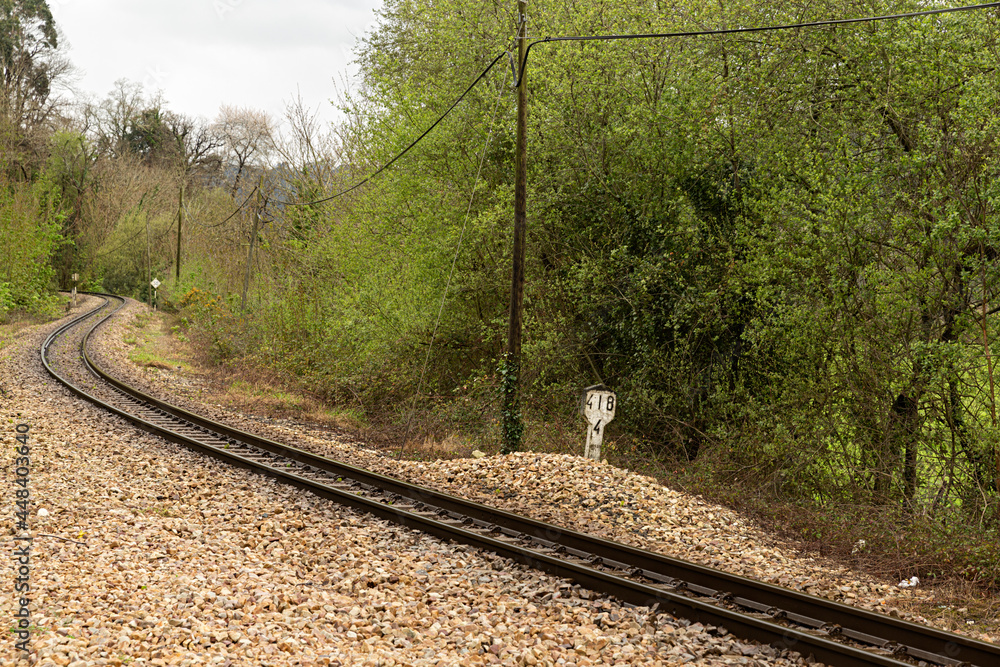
(502, 0), (529, 454)
(241, 204), (261, 313)
(145, 216), (152, 309)
(176, 183), (184, 281)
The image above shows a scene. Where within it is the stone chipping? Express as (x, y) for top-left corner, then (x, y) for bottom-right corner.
(0, 299), (831, 665)
(91, 298), (1000, 646)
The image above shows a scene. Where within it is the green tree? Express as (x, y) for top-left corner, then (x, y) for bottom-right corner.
(0, 0), (57, 123)
(171, 0), (1000, 528)
(0, 179), (62, 316)
(0, 0), (70, 179)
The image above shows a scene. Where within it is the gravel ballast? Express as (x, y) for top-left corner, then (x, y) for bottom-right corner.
(0, 301), (832, 665)
(93, 301), (1000, 642)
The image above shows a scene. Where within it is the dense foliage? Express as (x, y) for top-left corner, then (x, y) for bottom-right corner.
(247, 0), (1000, 529)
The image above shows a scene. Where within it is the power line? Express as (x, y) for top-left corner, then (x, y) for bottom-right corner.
(279, 51), (510, 208)
(93, 194), (151, 259)
(93, 226), (145, 259)
(515, 2), (1000, 86)
(93, 216), (177, 260)
(275, 3), (997, 211)
(398, 60), (513, 460)
(198, 185), (260, 229)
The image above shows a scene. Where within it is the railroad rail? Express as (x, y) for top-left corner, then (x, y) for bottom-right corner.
(41, 294), (1000, 667)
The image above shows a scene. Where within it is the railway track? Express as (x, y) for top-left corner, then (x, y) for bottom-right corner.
(41, 294), (1000, 667)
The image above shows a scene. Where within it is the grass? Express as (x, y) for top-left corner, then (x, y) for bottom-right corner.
(397, 433), (475, 460)
(125, 307), (379, 437)
(124, 312), (196, 372)
(221, 374), (368, 430)
(1, 301), (69, 350)
(634, 447), (1000, 632)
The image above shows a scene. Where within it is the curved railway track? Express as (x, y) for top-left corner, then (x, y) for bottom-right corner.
(41, 294), (1000, 667)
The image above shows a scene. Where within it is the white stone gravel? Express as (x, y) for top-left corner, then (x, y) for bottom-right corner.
(90, 298), (1000, 646)
(0, 300), (830, 666)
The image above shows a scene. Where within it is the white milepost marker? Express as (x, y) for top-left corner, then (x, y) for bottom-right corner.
(151, 278), (161, 310)
(581, 385), (617, 461)
(71, 273), (78, 308)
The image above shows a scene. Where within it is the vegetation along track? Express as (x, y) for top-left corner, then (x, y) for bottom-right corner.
(41, 294), (1000, 667)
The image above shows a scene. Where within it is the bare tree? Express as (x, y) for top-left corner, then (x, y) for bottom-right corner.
(275, 91), (340, 176)
(87, 80), (154, 159)
(81, 81), (222, 181)
(169, 113), (223, 184)
(267, 93), (345, 241)
(213, 104), (274, 195)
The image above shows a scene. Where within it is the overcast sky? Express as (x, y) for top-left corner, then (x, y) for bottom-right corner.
(50, 0), (384, 128)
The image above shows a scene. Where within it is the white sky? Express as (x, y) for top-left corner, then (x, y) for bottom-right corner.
(50, 0), (384, 128)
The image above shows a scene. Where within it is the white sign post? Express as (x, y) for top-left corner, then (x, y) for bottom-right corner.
(71, 273), (78, 308)
(151, 278), (161, 310)
(581, 385), (617, 461)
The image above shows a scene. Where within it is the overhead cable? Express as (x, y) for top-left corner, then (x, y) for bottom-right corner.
(203, 185), (260, 228)
(280, 2), (999, 208)
(398, 65), (512, 460)
(515, 2), (1000, 85)
(280, 51), (510, 208)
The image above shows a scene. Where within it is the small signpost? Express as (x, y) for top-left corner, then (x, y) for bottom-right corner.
(151, 278), (161, 310)
(71, 273), (78, 308)
(581, 384), (617, 461)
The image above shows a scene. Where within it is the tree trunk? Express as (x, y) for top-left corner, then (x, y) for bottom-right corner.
(890, 392), (920, 513)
